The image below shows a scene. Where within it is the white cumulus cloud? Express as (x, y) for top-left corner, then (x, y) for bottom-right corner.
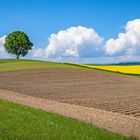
(33, 26), (104, 59)
(31, 47), (46, 58)
(105, 19), (140, 56)
(0, 35), (10, 58)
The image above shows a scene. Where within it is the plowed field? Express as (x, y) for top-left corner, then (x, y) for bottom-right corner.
(0, 68), (140, 118)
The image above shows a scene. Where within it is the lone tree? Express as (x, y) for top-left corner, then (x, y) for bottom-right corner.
(4, 31), (33, 59)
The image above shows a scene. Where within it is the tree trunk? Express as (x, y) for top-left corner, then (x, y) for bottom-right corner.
(16, 46), (22, 59)
(16, 54), (19, 59)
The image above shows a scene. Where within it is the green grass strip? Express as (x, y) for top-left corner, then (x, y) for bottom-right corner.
(0, 99), (137, 140)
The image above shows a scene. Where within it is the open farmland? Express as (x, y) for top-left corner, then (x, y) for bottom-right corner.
(0, 60), (140, 118)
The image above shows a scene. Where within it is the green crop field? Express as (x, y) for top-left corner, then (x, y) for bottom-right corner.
(0, 100), (137, 140)
(0, 59), (80, 72)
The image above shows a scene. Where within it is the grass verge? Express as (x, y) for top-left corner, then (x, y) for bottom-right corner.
(0, 99), (137, 140)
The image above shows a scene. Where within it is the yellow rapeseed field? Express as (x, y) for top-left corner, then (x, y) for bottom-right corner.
(79, 64), (140, 75)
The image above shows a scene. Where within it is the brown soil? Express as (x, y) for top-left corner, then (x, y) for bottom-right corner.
(0, 69), (140, 117)
(0, 68), (140, 118)
(0, 90), (140, 138)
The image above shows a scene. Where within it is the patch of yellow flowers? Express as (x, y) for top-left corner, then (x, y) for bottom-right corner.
(79, 64), (140, 75)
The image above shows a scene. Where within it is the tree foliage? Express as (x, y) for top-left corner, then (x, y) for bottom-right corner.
(4, 31), (33, 59)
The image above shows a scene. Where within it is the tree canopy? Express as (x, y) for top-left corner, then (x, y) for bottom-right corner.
(4, 31), (33, 59)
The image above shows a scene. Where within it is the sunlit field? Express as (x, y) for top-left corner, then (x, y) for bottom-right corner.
(78, 64), (140, 75)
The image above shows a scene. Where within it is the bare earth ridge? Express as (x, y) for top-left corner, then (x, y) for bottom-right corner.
(0, 89), (140, 138)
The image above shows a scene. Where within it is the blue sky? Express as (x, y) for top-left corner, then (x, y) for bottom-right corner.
(0, 0), (140, 63)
